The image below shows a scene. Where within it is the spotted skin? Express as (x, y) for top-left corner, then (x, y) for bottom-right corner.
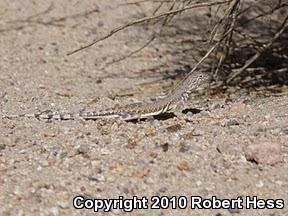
(2, 72), (210, 121)
(78, 72), (210, 120)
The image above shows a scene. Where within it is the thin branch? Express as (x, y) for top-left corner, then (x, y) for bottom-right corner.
(227, 14), (288, 83)
(213, 0), (240, 78)
(120, 0), (194, 5)
(171, 26), (234, 93)
(105, 34), (157, 66)
(67, 0), (229, 56)
(104, 0), (179, 66)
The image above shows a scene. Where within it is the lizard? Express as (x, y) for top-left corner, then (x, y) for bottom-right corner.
(1, 72), (210, 121)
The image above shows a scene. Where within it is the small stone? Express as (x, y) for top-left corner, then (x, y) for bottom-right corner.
(132, 168), (150, 178)
(49, 207), (59, 216)
(92, 138), (99, 144)
(158, 187), (167, 193)
(256, 180), (264, 188)
(271, 128), (282, 136)
(221, 118), (240, 127)
(144, 177), (154, 184)
(96, 79), (102, 84)
(76, 144), (90, 154)
(281, 127), (288, 135)
(210, 158), (227, 173)
(0, 137), (13, 147)
(126, 138), (138, 149)
(166, 124), (181, 132)
(177, 160), (189, 171)
(245, 142), (282, 165)
(210, 102), (224, 110)
(0, 143), (6, 150)
(144, 127), (156, 136)
(181, 129), (203, 139)
(179, 143), (190, 153)
(160, 143), (169, 152)
(229, 102), (248, 114)
(88, 174), (106, 182)
(97, 20), (104, 27)
(16, 209), (24, 216)
(100, 148), (110, 155)
(193, 129), (204, 136)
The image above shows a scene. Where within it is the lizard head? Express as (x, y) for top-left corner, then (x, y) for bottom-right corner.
(186, 72), (211, 90)
(196, 72), (211, 84)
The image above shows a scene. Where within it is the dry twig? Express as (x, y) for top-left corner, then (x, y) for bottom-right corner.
(227, 14), (288, 83)
(67, 0), (229, 56)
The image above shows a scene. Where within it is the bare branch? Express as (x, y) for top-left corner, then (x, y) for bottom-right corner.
(67, 0), (229, 56)
(227, 14), (288, 83)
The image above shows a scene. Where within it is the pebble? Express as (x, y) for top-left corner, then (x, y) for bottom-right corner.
(281, 127), (288, 135)
(158, 187), (167, 193)
(177, 160), (189, 171)
(15, 209), (24, 216)
(49, 207), (59, 216)
(221, 118), (240, 127)
(88, 174), (106, 182)
(160, 143), (169, 152)
(0, 143), (6, 150)
(179, 142), (190, 153)
(76, 144), (90, 154)
(166, 124), (182, 132)
(245, 142), (282, 165)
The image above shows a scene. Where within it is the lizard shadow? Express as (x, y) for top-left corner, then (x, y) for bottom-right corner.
(126, 113), (176, 123)
(182, 108), (202, 115)
(127, 108), (202, 123)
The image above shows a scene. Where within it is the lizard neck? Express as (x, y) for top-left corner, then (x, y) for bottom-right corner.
(166, 82), (191, 104)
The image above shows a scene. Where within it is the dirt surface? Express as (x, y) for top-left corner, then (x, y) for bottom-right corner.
(0, 1), (288, 216)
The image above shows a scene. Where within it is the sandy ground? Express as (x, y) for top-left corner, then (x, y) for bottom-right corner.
(0, 1), (288, 216)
